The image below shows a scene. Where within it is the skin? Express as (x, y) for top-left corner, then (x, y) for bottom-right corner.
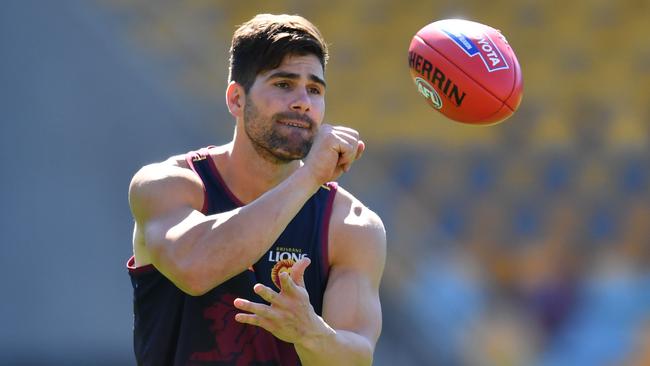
(129, 54), (386, 365)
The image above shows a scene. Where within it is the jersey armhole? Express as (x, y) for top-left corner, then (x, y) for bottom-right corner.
(126, 255), (155, 275)
(184, 148), (211, 214)
(320, 182), (338, 281)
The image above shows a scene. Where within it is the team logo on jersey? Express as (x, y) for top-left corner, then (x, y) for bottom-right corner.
(267, 246), (308, 263)
(268, 246), (308, 289)
(440, 25), (509, 72)
(271, 259), (295, 290)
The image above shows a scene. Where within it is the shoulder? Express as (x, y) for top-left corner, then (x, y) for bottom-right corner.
(330, 185), (385, 239)
(128, 156), (204, 224)
(328, 185), (386, 276)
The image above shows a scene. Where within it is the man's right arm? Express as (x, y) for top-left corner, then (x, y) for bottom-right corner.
(128, 163), (322, 296)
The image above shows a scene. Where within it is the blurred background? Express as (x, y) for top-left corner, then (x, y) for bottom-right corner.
(1, 0), (649, 365)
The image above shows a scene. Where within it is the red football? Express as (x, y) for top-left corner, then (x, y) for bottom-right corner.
(408, 19), (523, 125)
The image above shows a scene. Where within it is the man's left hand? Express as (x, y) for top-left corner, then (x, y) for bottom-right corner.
(233, 257), (333, 344)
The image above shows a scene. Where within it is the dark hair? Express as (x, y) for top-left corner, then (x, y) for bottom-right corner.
(228, 14), (328, 92)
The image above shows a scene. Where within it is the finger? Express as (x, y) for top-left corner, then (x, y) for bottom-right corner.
(336, 140), (359, 172)
(355, 140), (365, 161)
(234, 313), (273, 332)
(290, 257), (311, 288)
(233, 298), (272, 316)
(332, 130), (359, 143)
(331, 125), (359, 137)
(279, 271), (299, 295)
(340, 160), (353, 173)
(254, 283), (280, 304)
(340, 139), (365, 172)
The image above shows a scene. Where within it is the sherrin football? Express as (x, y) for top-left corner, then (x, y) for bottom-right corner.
(408, 19), (523, 125)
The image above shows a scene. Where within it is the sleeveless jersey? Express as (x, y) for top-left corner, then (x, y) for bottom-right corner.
(127, 147), (338, 366)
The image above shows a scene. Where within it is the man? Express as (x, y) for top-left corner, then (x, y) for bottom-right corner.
(127, 13), (386, 366)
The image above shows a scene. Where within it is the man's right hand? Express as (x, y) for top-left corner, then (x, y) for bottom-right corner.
(302, 124), (365, 185)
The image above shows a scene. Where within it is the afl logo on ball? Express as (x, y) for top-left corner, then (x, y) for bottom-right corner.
(414, 77), (442, 109)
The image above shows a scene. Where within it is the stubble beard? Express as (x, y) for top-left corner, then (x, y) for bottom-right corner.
(243, 96), (316, 164)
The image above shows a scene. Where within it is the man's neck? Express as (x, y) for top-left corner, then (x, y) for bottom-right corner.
(216, 135), (302, 204)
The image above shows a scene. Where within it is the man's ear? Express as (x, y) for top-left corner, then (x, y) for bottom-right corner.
(226, 81), (246, 118)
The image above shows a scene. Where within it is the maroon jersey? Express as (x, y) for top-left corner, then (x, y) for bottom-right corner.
(127, 147), (337, 366)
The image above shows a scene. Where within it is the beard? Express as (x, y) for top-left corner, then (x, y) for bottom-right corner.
(243, 95), (317, 163)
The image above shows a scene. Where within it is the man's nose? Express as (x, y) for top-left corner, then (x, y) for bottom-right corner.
(290, 88), (311, 112)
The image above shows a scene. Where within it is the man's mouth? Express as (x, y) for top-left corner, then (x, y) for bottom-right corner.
(277, 119), (310, 129)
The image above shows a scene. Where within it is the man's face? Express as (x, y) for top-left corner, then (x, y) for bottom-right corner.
(242, 54), (326, 163)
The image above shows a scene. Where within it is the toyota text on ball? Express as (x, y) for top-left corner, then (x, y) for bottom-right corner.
(440, 27), (509, 72)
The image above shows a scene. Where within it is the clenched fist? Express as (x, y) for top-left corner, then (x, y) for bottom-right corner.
(302, 124), (365, 185)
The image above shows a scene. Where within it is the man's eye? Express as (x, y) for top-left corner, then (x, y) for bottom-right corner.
(275, 82), (290, 89)
(309, 87), (322, 95)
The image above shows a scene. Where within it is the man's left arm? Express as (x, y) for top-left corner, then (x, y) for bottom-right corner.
(295, 204), (386, 365)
